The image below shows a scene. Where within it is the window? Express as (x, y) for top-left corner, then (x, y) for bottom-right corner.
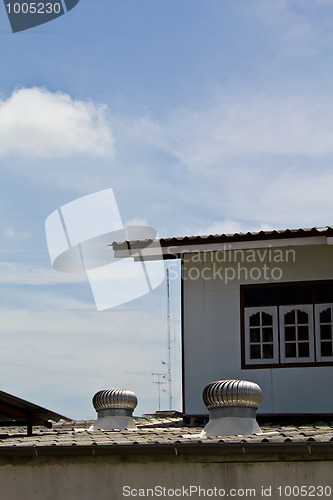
(315, 304), (333, 362)
(279, 305), (314, 363)
(244, 307), (279, 365)
(241, 281), (333, 368)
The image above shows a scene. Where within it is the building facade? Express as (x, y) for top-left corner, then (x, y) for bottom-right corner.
(113, 226), (333, 417)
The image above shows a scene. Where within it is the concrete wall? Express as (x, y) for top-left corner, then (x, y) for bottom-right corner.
(182, 244), (333, 415)
(0, 457), (332, 500)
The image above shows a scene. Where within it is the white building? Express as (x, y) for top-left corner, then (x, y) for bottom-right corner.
(113, 226), (333, 417)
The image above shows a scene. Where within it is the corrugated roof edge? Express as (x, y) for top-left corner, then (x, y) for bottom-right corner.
(112, 226), (333, 251)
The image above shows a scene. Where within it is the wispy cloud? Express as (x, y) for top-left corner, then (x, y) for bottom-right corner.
(0, 262), (86, 285)
(2, 226), (31, 240)
(196, 220), (273, 237)
(252, 0), (333, 57)
(0, 87), (115, 159)
(1, 83), (331, 234)
(105, 90), (330, 233)
(163, 92), (333, 173)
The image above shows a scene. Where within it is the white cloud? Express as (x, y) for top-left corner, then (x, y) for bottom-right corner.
(197, 220), (273, 236)
(126, 217), (149, 226)
(1, 85), (331, 234)
(1, 82), (332, 242)
(0, 87), (115, 158)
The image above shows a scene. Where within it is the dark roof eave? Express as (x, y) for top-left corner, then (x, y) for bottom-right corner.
(0, 390), (71, 426)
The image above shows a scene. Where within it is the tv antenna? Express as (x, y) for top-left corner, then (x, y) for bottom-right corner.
(152, 372), (166, 411)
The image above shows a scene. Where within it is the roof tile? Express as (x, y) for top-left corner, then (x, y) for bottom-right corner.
(0, 417), (333, 456)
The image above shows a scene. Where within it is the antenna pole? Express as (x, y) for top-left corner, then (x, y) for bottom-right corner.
(166, 267), (172, 410)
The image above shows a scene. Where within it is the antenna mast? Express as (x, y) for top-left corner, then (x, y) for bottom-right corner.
(166, 267), (172, 410)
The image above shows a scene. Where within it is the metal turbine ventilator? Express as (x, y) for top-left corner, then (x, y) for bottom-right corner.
(91, 389), (138, 431)
(201, 379), (262, 437)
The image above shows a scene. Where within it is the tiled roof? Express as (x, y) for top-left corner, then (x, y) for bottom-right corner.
(1, 417), (333, 459)
(112, 226), (333, 252)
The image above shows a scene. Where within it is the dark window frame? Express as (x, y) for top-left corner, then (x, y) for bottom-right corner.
(240, 280), (333, 369)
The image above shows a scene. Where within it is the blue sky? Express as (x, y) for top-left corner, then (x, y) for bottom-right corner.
(0, 0), (332, 419)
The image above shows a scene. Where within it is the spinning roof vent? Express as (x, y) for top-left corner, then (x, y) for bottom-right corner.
(91, 389), (137, 431)
(201, 379), (262, 437)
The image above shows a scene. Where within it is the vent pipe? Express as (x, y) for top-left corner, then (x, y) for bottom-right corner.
(201, 379), (262, 437)
(91, 389), (137, 430)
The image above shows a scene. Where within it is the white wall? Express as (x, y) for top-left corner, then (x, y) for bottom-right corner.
(182, 244), (333, 415)
(0, 458), (331, 500)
